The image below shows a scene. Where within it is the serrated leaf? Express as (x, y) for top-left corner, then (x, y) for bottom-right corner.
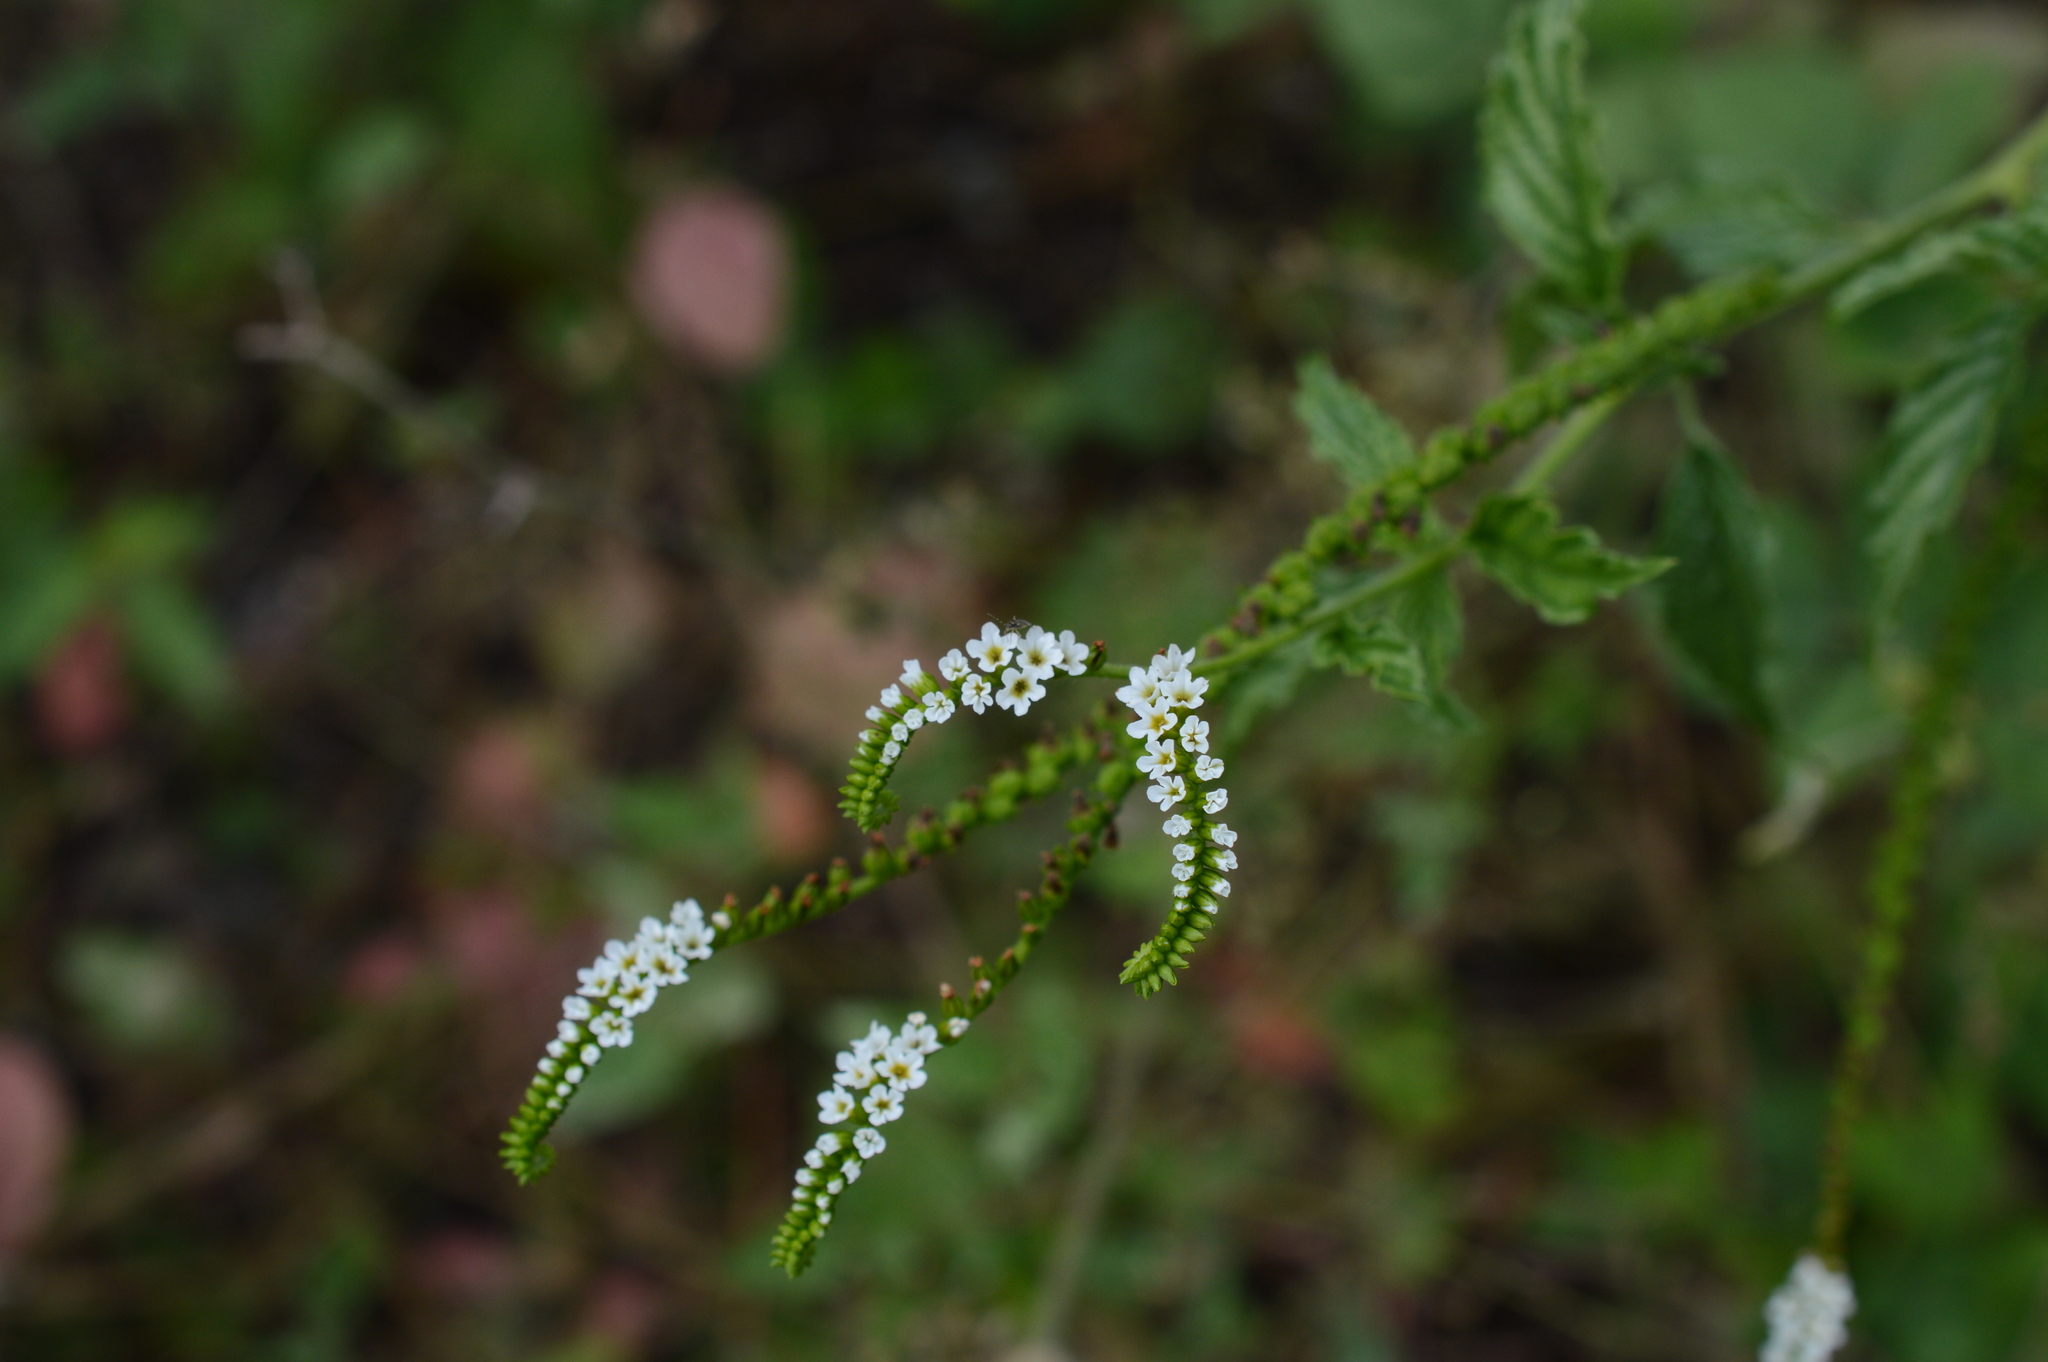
(1480, 0), (1620, 312)
(1632, 182), (1838, 280)
(1867, 302), (2029, 615)
(1221, 635), (1317, 748)
(1389, 562), (1478, 730)
(1294, 355), (1415, 489)
(1833, 196), (2048, 319)
(1656, 438), (1774, 730)
(1468, 494), (1672, 624)
(1313, 614), (1429, 700)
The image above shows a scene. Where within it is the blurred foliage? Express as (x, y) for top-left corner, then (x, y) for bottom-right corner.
(4, 0), (2048, 1358)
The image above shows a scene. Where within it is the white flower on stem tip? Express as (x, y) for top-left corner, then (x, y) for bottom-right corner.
(1214, 849), (1238, 871)
(959, 673), (993, 714)
(1150, 644), (1196, 679)
(879, 1043), (927, 1091)
(881, 740), (902, 763)
(612, 975), (657, 1016)
(1178, 716), (1210, 754)
(1173, 842), (1197, 863)
(945, 1017), (970, 1038)
(1055, 629), (1090, 675)
(863, 1086), (906, 1123)
(605, 937), (651, 976)
(1762, 1254), (1855, 1362)
(1015, 626), (1062, 679)
(669, 917), (714, 960)
(996, 668), (1045, 715)
(1136, 739), (1177, 780)
(921, 690), (955, 723)
(1147, 775), (1187, 810)
(852, 1021), (894, 1063)
(1173, 883), (1191, 899)
(1162, 813), (1192, 837)
(835, 1051), (878, 1090)
(878, 684), (903, 710)
(890, 722), (910, 743)
(670, 897), (703, 927)
(938, 649), (971, 682)
(900, 1015), (941, 1054)
(710, 909), (731, 930)
(970, 622), (1018, 672)
(1162, 669), (1208, 710)
(590, 1012), (633, 1047)
(1204, 787), (1228, 814)
(562, 995), (592, 1022)
(817, 1087), (855, 1123)
(1210, 823), (1237, 847)
(853, 1126), (886, 1158)
(1171, 862), (1196, 882)
(1115, 666), (1162, 709)
(900, 660), (925, 687)
(1126, 700), (1179, 742)
(803, 1148), (826, 1169)
(1194, 755), (1225, 781)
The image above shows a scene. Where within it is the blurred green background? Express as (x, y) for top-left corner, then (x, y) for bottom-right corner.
(4, 0), (2048, 1357)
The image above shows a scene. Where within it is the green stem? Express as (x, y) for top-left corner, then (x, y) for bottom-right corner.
(1809, 453), (2042, 1265)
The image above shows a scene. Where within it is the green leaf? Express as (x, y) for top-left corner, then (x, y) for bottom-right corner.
(1301, 0), (1508, 127)
(1293, 355), (1415, 490)
(1468, 494), (1672, 624)
(1388, 562), (1477, 730)
(1656, 437), (1774, 730)
(1631, 182), (1839, 281)
(1314, 615), (1429, 701)
(1480, 0), (1621, 312)
(0, 542), (94, 681)
(116, 577), (231, 716)
(1867, 303), (2029, 615)
(1832, 196), (2048, 319)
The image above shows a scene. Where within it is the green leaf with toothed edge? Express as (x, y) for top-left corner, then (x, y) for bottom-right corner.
(1866, 302), (2029, 617)
(1480, 0), (1621, 313)
(1656, 434), (1775, 732)
(1294, 355), (1416, 491)
(1468, 493), (1672, 625)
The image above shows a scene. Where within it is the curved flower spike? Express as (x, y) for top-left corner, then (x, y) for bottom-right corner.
(1761, 1254), (1855, 1362)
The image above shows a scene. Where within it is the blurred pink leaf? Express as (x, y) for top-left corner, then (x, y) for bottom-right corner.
(753, 753), (831, 862)
(0, 1037), (73, 1262)
(629, 187), (790, 374)
(33, 617), (129, 754)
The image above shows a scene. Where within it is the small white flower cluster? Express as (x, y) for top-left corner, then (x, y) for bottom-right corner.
(842, 623), (1092, 830)
(1118, 645), (1235, 904)
(771, 1010), (972, 1274)
(1760, 1254), (1855, 1362)
(531, 898), (720, 1111)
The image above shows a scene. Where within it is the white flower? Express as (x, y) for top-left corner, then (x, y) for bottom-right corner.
(804, 1147), (826, 1169)
(901, 709), (924, 732)
(562, 995), (592, 1021)
(1171, 862), (1196, 881)
(1209, 822), (1236, 846)
(635, 915), (667, 945)
(879, 684), (903, 710)
(1115, 666), (1162, 710)
(900, 1017), (941, 1054)
(1163, 669), (1208, 710)
(669, 917), (715, 960)
(795, 1168), (815, 1187)
(576, 959), (618, 997)
(1147, 775), (1187, 810)
(1126, 699), (1179, 741)
(945, 1017), (970, 1038)
(710, 909), (732, 931)
(1761, 1254), (1855, 1362)
(590, 1012), (633, 1047)
(1173, 883), (1191, 898)
(959, 674), (993, 714)
(669, 897), (703, 928)
(855, 730), (873, 747)
(612, 975), (657, 1016)
(1136, 739), (1177, 780)
(1204, 787), (1228, 814)
(900, 659), (925, 687)
(538, 1057), (559, 1076)
(865, 706), (884, 722)
(1177, 716), (1209, 753)
(835, 1051), (878, 1089)
(1214, 849), (1238, 871)
(890, 722), (910, 743)
(564, 1064), (585, 1083)
(969, 622), (1017, 672)
(645, 947), (688, 988)
(879, 1043), (927, 1091)
(815, 1132), (842, 1154)
(922, 690), (955, 723)
(816, 1211), (831, 1226)
(1015, 626), (1062, 679)
(817, 1087), (855, 1123)
(938, 649), (971, 682)
(605, 937), (651, 976)
(1194, 755), (1225, 781)
(581, 1043), (601, 1065)
(556, 1020), (581, 1044)
(881, 740), (902, 763)
(1207, 877), (1232, 898)
(1149, 644), (1195, 678)
(863, 1087), (905, 1123)
(825, 1178), (843, 1194)
(841, 1158), (862, 1182)
(1053, 629), (1090, 675)
(852, 1021), (893, 1062)
(1162, 813), (1192, 837)
(853, 1127), (886, 1158)
(546, 1039), (568, 1059)
(1173, 842), (1197, 862)
(996, 667), (1045, 715)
